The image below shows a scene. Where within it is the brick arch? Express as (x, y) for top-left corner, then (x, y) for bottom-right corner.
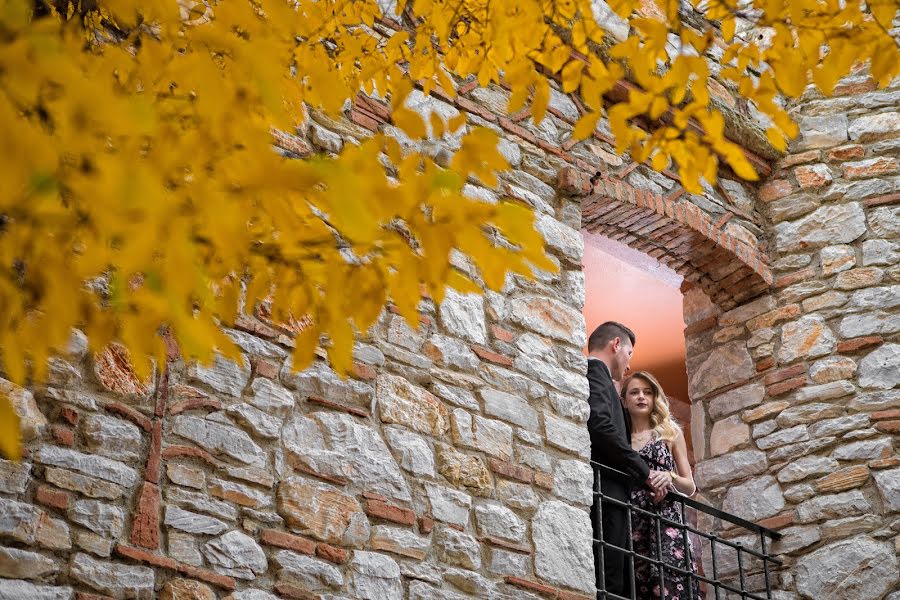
(580, 175), (773, 311)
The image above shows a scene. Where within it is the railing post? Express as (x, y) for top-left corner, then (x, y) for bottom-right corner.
(680, 498), (694, 600)
(625, 489), (636, 599)
(594, 466), (606, 598)
(710, 536), (722, 600)
(654, 503), (665, 600)
(736, 541), (747, 599)
(760, 532), (772, 600)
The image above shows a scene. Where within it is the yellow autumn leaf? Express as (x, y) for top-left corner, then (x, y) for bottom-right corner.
(0, 394), (21, 460)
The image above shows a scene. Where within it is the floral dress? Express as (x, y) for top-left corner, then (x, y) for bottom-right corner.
(630, 434), (701, 600)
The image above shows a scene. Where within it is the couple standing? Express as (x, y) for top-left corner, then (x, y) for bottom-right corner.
(586, 321), (699, 600)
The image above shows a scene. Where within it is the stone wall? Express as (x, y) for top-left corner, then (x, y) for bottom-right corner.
(685, 75), (900, 600)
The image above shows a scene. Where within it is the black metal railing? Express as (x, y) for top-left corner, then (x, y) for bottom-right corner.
(592, 462), (783, 600)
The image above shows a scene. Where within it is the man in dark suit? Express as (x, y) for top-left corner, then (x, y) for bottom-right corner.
(587, 322), (670, 598)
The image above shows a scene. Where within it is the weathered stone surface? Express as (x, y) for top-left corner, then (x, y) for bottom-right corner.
(377, 374), (449, 437)
(753, 420), (777, 438)
(283, 412), (411, 501)
(70, 499), (124, 539)
(203, 530), (267, 579)
(384, 426), (435, 477)
(281, 359), (374, 407)
(773, 525), (821, 555)
(424, 484), (473, 529)
(821, 515), (883, 540)
(431, 382), (479, 410)
(371, 525), (431, 560)
(873, 468), (900, 512)
(757, 425), (810, 450)
(274, 550), (344, 591)
(839, 312), (900, 338)
(777, 455), (839, 483)
(248, 377), (295, 415)
(168, 532), (201, 566)
(722, 475), (785, 522)
(862, 239), (900, 266)
(797, 490), (871, 523)
(689, 342), (754, 398)
(548, 391), (589, 424)
(439, 290), (487, 344)
(849, 286), (900, 312)
(435, 525), (481, 569)
(809, 356), (857, 383)
(778, 315), (836, 363)
(0, 580), (72, 600)
(543, 413), (591, 458)
(508, 296), (586, 345)
(858, 344), (900, 389)
(166, 486), (238, 520)
(160, 579), (215, 600)
(533, 501), (594, 593)
(496, 480), (540, 513)
(795, 536), (897, 600)
(832, 437), (893, 460)
(774, 202), (866, 253)
(707, 382), (765, 420)
(552, 459), (592, 506)
(0, 459), (31, 494)
(536, 213), (582, 263)
(869, 206), (900, 238)
(0, 545), (59, 579)
(512, 355), (586, 397)
(488, 547), (529, 576)
(776, 402), (844, 428)
(474, 503), (525, 542)
(1, 379), (47, 442)
(820, 244), (855, 275)
(70, 552), (154, 600)
(816, 465), (870, 493)
(277, 477), (369, 546)
(787, 381), (855, 406)
(795, 114), (848, 149)
(479, 364), (546, 400)
(226, 403), (282, 439)
(808, 413), (870, 437)
(695, 450), (768, 489)
(451, 409), (514, 461)
(172, 415), (265, 465)
(436, 444), (492, 494)
(848, 111), (900, 141)
(34, 447), (137, 488)
(81, 414), (143, 463)
(164, 505), (228, 535)
(481, 389), (539, 431)
(188, 354), (250, 397)
(709, 415), (750, 456)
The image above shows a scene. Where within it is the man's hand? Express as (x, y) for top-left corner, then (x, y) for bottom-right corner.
(646, 469), (671, 492)
(652, 485), (669, 503)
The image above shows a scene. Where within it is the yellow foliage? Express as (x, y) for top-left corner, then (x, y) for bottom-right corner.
(1, 0), (898, 457)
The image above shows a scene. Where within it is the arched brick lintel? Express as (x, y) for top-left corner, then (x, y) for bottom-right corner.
(584, 177), (774, 311)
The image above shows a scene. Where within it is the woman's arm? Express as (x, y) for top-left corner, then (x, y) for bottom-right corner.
(670, 430), (697, 496)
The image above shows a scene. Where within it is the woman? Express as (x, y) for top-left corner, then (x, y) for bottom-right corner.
(622, 371), (699, 600)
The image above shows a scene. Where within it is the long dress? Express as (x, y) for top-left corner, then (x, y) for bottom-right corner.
(630, 434), (701, 600)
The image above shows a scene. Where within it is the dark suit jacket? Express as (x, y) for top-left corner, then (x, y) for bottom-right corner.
(587, 359), (650, 492)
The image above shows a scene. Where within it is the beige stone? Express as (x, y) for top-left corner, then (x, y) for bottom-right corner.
(0, 378), (47, 442)
(436, 444), (492, 495)
(742, 401), (790, 424)
(709, 415), (750, 456)
(834, 267), (885, 290)
(160, 578), (215, 600)
(277, 477), (369, 546)
(377, 374), (449, 437)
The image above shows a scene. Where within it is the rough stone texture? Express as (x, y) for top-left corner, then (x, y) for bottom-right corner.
(795, 536), (897, 600)
(533, 501), (594, 593)
(171, 415), (266, 465)
(695, 450), (768, 489)
(688, 342), (754, 398)
(722, 475), (785, 522)
(347, 551), (403, 600)
(377, 374), (449, 437)
(873, 468), (900, 512)
(858, 343), (900, 389)
(203, 530), (268, 579)
(277, 477), (369, 546)
(188, 354), (251, 397)
(0, 580), (73, 600)
(0, 546), (59, 579)
(70, 553), (154, 599)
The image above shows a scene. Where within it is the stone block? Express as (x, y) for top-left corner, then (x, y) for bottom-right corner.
(795, 536), (897, 600)
(533, 501), (594, 593)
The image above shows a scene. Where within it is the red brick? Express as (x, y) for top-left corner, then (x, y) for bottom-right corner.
(76, 594), (115, 600)
(557, 166), (590, 197)
(235, 314), (281, 339)
(252, 357), (280, 379)
(352, 361), (377, 381)
(533, 471), (553, 490)
(758, 179), (793, 202)
(869, 457), (900, 470)
(827, 145), (865, 161)
(418, 516), (434, 534)
(871, 409), (900, 421)
(875, 420), (900, 434)
(491, 325), (516, 343)
(364, 498), (417, 526)
(763, 364), (806, 386)
(272, 129), (313, 156)
(558, 592), (593, 600)
(863, 192), (900, 208)
(259, 528), (316, 555)
(105, 402), (152, 431)
(794, 165), (831, 188)
(489, 458), (534, 484)
(482, 536), (532, 554)
(756, 357), (775, 372)
(767, 376), (806, 397)
(36, 485), (70, 510)
(774, 267), (817, 288)
(292, 462), (349, 486)
(316, 543), (350, 564)
(454, 96), (497, 122)
(756, 511), (795, 530)
(306, 395), (370, 418)
(161, 445), (219, 467)
(115, 544), (236, 590)
(130, 482), (160, 550)
(274, 583), (320, 600)
(50, 424), (75, 447)
(470, 345), (514, 367)
(60, 407), (79, 426)
(350, 108), (380, 132)
(777, 150), (820, 168)
(167, 398), (224, 416)
(498, 117), (539, 146)
(844, 157), (898, 179)
(504, 576), (560, 597)
(836, 336), (883, 353)
(684, 315), (717, 335)
(145, 421), (162, 484)
(834, 78), (877, 96)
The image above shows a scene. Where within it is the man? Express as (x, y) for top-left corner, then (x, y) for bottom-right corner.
(586, 322), (671, 598)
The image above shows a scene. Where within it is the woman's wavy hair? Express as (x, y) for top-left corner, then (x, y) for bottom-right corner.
(621, 371), (681, 442)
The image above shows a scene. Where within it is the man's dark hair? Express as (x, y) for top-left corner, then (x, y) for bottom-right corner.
(588, 321), (636, 352)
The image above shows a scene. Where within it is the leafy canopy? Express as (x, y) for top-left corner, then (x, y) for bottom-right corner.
(0, 0), (898, 457)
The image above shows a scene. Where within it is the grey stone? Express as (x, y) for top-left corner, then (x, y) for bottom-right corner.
(431, 382), (479, 411)
(797, 490), (871, 523)
(689, 342), (754, 398)
(544, 413), (591, 458)
(774, 202), (866, 253)
(427, 334), (478, 370)
(496, 481), (540, 513)
(70, 553), (154, 599)
(784, 483), (816, 503)
(709, 415), (750, 455)
(821, 515), (883, 540)
(784, 381), (855, 408)
(590, 0), (629, 41)
(869, 206), (900, 238)
(516, 444), (552, 473)
(247, 377), (295, 415)
(808, 414), (870, 437)
(227, 403), (282, 439)
(166, 486), (238, 520)
(820, 244), (855, 275)
(795, 535), (897, 600)
(81, 414), (142, 463)
(225, 328), (287, 358)
(370, 525), (430, 560)
(722, 475), (785, 522)
(34, 447), (137, 488)
(69, 500), (124, 539)
(0, 459), (31, 494)
(770, 437), (839, 462)
(839, 312), (900, 337)
(707, 383), (765, 420)
(778, 315), (836, 362)
(74, 531), (110, 558)
(481, 389), (539, 431)
(720, 295), (776, 326)
(831, 437), (893, 460)
(773, 525), (821, 555)
(533, 501), (594, 593)
(536, 212), (582, 263)
(450, 409), (514, 461)
(435, 525), (481, 569)
(862, 239), (900, 266)
(311, 123), (343, 153)
(777, 456), (839, 484)
(694, 450), (768, 489)
(284, 412), (411, 501)
(858, 343), (900, 389)
(752, 420), (778, 439)
(168, 532), (201, 566)
(282, 359), (374, 407)
(480, 364), (546, 400)
(203, 530), (267, 579)
(408, 581), (472, 600)
(513, 355), (587, 396)
(488, 547), (529, 576)
(377, 374), (449, 437)
(757, 425), (810, 450)
(849, 286), (900, 311)
(552, 460), (593, 507)
(164, 505), (228, 535)
(474, 503), (526, 542)
(384, 426), (435, 477)
(231, 592), (280, 600)
(850, 390), (900, 411)
(0, 581), (72, 600)
(425, 484), (471, 527)
(439, 290), (487, 344)
(172, 415), (265, 465)
(188, 354), (250, 397)
(795, 114), (848, 149)
(808, 356), (858, 383)
(0, 545), (59, 579)
(549, 391), (589, 424)
(508, 296), (585, 345)
(848, 111), (900, 140)
(873, 468), (900, 512)
(443, 567), (495, 596)
(275, 550), (343, 590)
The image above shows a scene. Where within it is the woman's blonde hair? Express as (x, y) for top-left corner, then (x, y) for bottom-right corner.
(621, 371), (681, 442)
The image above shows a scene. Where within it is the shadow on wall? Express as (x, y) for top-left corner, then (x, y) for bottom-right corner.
(581, 232), (695, 459)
